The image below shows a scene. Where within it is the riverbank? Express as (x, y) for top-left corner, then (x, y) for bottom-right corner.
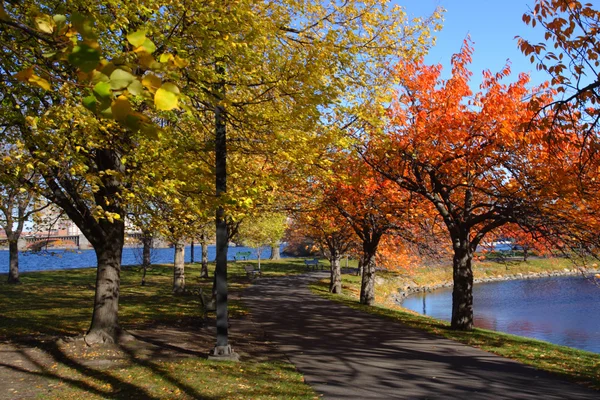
(393, 263), (600, 304)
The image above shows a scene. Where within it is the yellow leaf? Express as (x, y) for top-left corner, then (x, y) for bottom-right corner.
(155, 84), (179, 110)
(111, 95), (132, 121)
(29, 74), (51, 91)
(142, 74), (162, 93)
(35, 15), (54, 34)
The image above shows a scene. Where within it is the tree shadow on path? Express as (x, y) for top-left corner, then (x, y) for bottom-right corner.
(243, 273), (599, 400)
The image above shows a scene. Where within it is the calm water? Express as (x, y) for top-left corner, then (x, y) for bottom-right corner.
(402, 277), (600, 353)
(0, 245), (282, 274)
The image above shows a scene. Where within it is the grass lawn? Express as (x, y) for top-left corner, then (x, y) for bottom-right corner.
(0, 258), (317, 400)
(308, 257), (600, 390)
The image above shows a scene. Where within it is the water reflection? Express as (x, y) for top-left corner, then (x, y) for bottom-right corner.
(402, 276), (600, 353)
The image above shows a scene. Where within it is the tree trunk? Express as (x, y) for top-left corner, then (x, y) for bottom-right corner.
(173, 240), (186, 294)
(523, 248), (529, 262)
(269, 243), (280, 260)
(7, 239), (20, 284)
(360, 253), (376, 305)
(141, 231), (152, 286)
(84, 221), (129, 345)
(257, 249), (261, 271)
(357, 256), (363, 276)
(200, 240), (209, 278)
(451, 246), (474, 330)
(329, 254), (342, 294)
(190, 240), (195, 263)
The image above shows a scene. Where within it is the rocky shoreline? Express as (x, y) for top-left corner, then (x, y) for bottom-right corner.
(393, 268), (600, 305)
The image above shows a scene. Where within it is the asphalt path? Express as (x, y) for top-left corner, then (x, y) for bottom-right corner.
(242, 272), (599, 399)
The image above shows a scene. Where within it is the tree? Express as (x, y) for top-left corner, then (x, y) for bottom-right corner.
(519, 0), (600, 133)
(365, 41), (559, 329)
(196, 220), (215, 279)
(289, 204), (357, 293)
(324, 155), (413, 305)
(0, 147), (46, 283)
(2, 0), (442, 351)
(236, 213), (287, 270)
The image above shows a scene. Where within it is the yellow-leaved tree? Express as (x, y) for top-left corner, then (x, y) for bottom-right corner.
(1, 0), (442, 348)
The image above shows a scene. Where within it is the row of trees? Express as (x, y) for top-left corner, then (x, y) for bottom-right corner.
(2, 0), (600, 354)
(0, 0), (442, 353)
(288, 0), (600, 330)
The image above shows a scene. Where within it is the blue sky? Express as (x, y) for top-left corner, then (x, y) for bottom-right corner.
(400, 0), (553, 89)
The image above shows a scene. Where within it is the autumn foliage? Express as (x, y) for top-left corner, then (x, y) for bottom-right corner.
(362, 40), (570, 329)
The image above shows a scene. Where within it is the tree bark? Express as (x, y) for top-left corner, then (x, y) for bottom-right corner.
(451, 246), (474, 330)
(329, 254), (342, 294)
(190, 240), (195, 263)
(84, 221), (130, 345)
(200, 240), (209, 278)
(357, 256), (363, 276)
(360, 253), (376, 305)
(173, 240), (186, 294)
(269, 243), (280, 260)
(523, 247), (529, 262)
(141, 231), (152, 286)
(7, 239), (20, 284)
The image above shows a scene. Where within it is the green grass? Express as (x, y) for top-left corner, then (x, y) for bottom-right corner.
(45, 359), (313, 400)
(309, 272), (600, 390)
(0, 259), (317, 399)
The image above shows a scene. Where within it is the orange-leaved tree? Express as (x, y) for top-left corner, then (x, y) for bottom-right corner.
(364, 40), (561, 329)
(289, 206), (358, 294)
(324, 153), (421, 305)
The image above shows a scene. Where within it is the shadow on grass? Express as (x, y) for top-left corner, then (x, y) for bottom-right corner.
(0, 262), (316, 399)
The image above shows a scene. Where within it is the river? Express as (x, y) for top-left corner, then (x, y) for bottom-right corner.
(401, 276), (600, 353)
(0, 244), (283, 274)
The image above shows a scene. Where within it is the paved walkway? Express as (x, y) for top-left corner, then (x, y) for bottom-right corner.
(243, 273), (599, 399)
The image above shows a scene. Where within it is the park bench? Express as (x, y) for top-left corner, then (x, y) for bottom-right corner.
(304, 258), (323, 271)
(234, 251), (252, 262)
(244, 264), (261, 279)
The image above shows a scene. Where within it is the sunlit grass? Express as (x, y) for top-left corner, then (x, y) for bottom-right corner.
(45, 359), (314, 400)
(0, 259), (318, 399)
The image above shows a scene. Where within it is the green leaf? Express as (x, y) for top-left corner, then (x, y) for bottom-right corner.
(71, 13), (96, 40)
(159, 53), (173, 63)
(154, 82), (179, 110)
(68, 44), (100, 73)
(53, 14), (66, 24)
(93, 81), (111, 99)
(83, 95), (97, 112)
(161, 82), (180, 95)
(109, 69), (135, 90)
(136, 38), (156, 54)
(91, 71), (110, 84)
(99, 106), (113, 119)
(127, 29), (147, 47)
(124, 114), (142, 131)
(127, 79), (144, 96)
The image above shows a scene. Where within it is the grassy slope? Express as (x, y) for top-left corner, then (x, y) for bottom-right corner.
(0, 259), (317, 400)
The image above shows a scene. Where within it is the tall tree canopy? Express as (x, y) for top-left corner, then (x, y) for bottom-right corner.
(364, 41), (564, 329)
(1, 0), (442, 345)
